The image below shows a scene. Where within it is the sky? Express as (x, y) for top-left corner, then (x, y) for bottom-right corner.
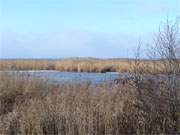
(0, 0), (179, 58)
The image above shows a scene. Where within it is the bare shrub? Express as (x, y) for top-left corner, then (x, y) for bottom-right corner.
(149, 18), (180, 132)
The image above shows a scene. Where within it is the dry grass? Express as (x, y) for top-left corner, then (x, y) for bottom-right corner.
(0, 59), (167, 74)
(0, 72), (179, 134)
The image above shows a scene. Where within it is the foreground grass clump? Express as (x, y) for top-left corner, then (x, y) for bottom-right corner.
(0, 73), (179, 134)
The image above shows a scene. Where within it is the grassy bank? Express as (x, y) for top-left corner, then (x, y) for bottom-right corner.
(0, 59), (166, 74)
(0, 72), (179, 134)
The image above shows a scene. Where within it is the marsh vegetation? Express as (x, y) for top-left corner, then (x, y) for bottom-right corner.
(0, 20), (180, 134)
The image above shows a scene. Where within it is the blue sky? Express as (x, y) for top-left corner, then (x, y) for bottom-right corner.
(0, 0), (179, 58)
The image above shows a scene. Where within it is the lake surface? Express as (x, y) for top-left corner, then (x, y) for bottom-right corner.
(2, 71), (174, 85)
(2, 71), (128, 84)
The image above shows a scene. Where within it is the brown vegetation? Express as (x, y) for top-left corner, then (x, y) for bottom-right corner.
(0, 72), (179, 135)
(0, 59), (170, 74)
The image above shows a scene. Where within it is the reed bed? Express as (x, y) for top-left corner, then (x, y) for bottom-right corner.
(0, 72), (179, 134)
(0, 59), (164, 73)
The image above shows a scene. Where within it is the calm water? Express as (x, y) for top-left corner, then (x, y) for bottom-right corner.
(3, 71), (128, 84)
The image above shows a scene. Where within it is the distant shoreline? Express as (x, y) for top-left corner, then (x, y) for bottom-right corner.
(0, 58), (177, 74)
(0, 57), (160, 61)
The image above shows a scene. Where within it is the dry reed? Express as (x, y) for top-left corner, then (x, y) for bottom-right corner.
(0, 59), (168, 74)
(0, 72), (179, 134)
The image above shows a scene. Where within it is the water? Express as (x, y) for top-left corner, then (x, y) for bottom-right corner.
(2, 70), (127, 84)
(1, 71), (178, 85)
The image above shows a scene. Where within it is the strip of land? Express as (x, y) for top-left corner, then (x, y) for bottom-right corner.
(0, 58), (171, 74)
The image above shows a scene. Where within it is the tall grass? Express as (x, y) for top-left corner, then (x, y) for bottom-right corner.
(0, 72), (179, 134)
(0, 59), (166, 73)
